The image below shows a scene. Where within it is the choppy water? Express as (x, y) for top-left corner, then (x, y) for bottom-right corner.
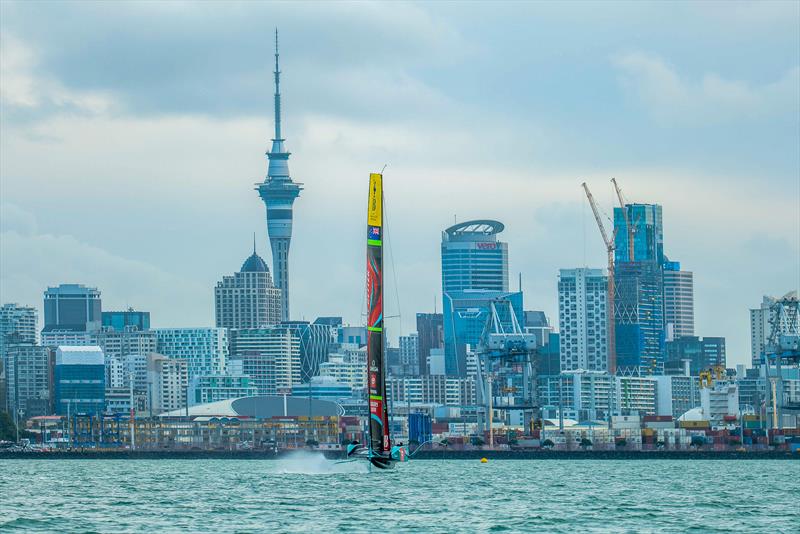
(1, 455), (798, 532)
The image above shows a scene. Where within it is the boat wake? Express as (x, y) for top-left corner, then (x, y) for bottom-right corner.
(273, 451), (368, 474)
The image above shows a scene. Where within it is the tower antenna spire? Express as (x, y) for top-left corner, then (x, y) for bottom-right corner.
(273, 28), (282, 141)
(253, 232), (257, 255)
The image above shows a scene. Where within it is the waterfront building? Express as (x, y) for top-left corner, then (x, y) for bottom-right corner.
(1, 303), (38, 351)
(416, 313), (443, 376)
(387, 375), (477, 406)
(557, 268), (608, 372)
(665, 336), (726, 376)
(256, 33), (302, 322)
(3, 343), (52, 418)
(663, 261), (694, 339)
(291, 375), (353, 401)
(750, 294), (800, 366)
(43, 284), (102, 333)
(655, 374), (701, 418)
(229, 326), (300, 395)
(190, 374), (258, 406)
(147, 353), (189, 414)
(614, 262), (665, 375)
(215, 246), (282, 330)
(318, 344), (367, 394)
(537, 371), (612, 422)
(102, 309), (150, 332)
(154, 328), (228, 380)
(615, 375), (657, 416)
(54, 346), (105, 415)
(398, 333), (419, 376)
(280, 320), (336, 383)
(0, 359), (5, 413)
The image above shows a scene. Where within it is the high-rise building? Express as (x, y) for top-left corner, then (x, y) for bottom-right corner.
(3, 343), (52, 419)
(665, 336), (726, 375)
(1, 303), (38, 350)
(613, 204), (664, 265)
(442, 220), (508, 293)
(147, 353), (188, 414)
(415, 313), (443, 376)
(663, 261), (694, 340)
(215, 246), (282, 330)
(229, 326), (300, 395)
(54, 346), (105, 415)
(102, 309), (150, 332)
(43, 284), (102, 333)
(398, 333), (419, 376)
(557, 268), (608, 372)
(154, 328), (228, 380)
(614, 262), (665, 376)
(256, 32), (302, 322)
(750, 294), (800, 367)
(280, 320), (336, 383)
(441, 219), (514, 376)
(613, 203), (666, 376)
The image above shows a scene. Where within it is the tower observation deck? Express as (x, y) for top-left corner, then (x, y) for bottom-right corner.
(256, 30), (302, 322)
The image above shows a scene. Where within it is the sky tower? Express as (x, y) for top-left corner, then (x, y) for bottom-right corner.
(257, 30), (302, 322)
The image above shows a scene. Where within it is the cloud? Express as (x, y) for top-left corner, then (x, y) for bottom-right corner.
(613, 51), (799, 125)
(0, 33), (115, 120)
(0, 203), (210, 326)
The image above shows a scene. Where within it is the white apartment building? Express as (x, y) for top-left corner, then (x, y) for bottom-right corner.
(154, 328), (228, 380)
(558, 268), (608, 372)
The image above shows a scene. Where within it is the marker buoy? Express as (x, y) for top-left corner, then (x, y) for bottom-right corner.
(480, 457), (488, 463)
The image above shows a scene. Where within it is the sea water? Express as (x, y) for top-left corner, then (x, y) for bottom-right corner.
(1, 456), (797, 532)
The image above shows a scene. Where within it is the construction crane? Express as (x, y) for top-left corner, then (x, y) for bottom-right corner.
(611, 178), (635, 262)
(582, 182), (617, 374)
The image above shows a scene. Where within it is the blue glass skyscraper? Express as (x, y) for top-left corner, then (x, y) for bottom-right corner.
(613, 203), (665, 375)
(441, 220), (520, 376)
(54, 346), (105, 415)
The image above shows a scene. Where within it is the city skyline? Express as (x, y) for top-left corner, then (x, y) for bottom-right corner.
(1, 2), (799, 368)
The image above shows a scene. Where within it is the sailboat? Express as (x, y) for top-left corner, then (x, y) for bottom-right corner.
(346, 172), (409, 470)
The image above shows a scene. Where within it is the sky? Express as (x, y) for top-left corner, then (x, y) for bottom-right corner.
(1, 1), (798, 367)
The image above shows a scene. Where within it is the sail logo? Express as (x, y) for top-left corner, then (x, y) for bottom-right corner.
(367, 173), (382, 227)
(369, 226), (381, 239)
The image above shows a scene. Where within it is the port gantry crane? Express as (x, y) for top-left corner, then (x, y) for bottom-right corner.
(763, 291), (800, 428)
(582, 182), (617, 374)
(475, 299), (537, 448)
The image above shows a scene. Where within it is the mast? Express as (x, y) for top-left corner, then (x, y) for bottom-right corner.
(366, 173), (390, 456)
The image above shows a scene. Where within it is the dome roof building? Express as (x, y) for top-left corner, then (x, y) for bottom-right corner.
(215, 240), (282, 329)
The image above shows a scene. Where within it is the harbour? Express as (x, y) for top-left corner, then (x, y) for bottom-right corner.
(1, 458), (797, 532)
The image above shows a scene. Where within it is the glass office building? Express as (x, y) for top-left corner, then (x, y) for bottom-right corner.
(441, 220), (512, 376)
(54, 346), (105, 415)
(102, 309), (150, 332)
(44, 284), (102, 333)
(613, 204), (663, 264)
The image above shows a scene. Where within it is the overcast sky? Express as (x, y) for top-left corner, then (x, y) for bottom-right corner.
(1, 1), (798, 366)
